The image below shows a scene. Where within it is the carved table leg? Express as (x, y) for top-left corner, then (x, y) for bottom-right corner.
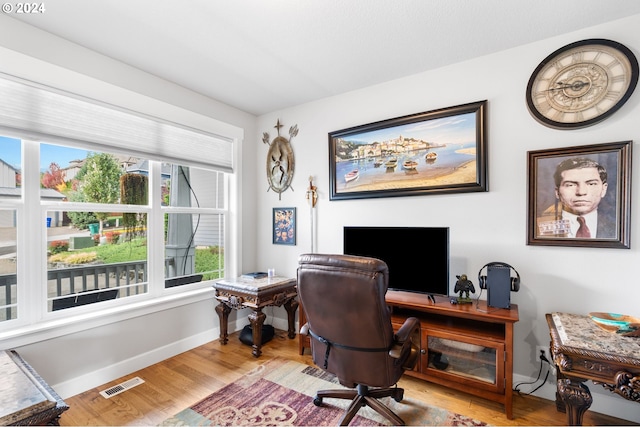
(215, 302), (231, 345)
(557, 378), (593, 426)
(249, 308), (267, 358)
(284, 298), (299, 339)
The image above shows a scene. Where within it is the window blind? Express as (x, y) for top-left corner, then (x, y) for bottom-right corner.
(0, 74), (234, 172)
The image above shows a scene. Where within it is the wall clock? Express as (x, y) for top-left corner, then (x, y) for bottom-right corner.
(263, 119), (298, 200)
(526, 39), (639, 129)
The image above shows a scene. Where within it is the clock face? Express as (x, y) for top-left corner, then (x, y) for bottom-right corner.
(526, 39), (639, 129)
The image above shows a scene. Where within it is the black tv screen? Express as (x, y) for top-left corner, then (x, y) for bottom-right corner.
(343, 226), (449, 297)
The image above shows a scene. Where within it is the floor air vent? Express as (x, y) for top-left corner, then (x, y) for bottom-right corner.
(99, 376), (145, 398)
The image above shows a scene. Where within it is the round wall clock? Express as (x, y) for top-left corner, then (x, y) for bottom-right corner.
(526, 38), (639, 129)
(263, 119), (298, 200)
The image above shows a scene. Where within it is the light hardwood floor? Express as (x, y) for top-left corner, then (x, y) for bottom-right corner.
(59, 329), (637, 426)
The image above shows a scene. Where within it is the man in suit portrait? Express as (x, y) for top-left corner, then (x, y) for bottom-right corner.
(536, 157), (616, 239)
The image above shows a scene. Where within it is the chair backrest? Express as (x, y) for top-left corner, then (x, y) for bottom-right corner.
(297, 253), (401, 388)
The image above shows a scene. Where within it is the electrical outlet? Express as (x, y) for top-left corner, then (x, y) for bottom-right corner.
(536, 345), (550, 363)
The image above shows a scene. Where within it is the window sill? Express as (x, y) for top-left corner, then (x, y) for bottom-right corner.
(0, 285), (216, 349)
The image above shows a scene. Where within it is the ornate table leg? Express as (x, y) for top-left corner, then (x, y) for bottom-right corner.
(248, 308), (267, 357)
(557, 378), (593, 426)
(215, 302), (232, 345)
(284, 298), (299, 339)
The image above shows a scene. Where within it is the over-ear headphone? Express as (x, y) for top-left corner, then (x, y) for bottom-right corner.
(478, 262), (520, 292)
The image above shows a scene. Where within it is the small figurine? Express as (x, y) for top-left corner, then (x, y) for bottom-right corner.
(454, 274), (475, 304)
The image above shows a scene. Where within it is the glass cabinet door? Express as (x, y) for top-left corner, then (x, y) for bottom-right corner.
(423, 330), (505, 393)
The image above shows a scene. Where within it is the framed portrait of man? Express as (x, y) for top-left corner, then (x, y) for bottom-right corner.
(527, 141), (631, 249)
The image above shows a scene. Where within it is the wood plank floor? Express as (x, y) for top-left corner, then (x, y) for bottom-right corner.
(59, 329), (637, 426)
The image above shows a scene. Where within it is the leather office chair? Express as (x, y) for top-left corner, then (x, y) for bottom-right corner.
(297, 253), (421, 426)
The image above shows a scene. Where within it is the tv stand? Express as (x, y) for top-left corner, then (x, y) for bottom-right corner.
(386, 290), (519, 419)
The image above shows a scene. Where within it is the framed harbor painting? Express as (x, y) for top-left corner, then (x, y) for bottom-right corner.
(328, 101), (487, 200)
(527, 141), (631, 249)
(273, 207), (296, 245)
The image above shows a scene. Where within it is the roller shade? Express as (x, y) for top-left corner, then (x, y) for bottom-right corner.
(0, 74), (233, 172)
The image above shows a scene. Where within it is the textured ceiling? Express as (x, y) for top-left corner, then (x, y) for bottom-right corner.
(9, 0), (640, 115)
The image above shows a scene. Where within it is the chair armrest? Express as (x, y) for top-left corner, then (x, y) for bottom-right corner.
(394, 316), (420, 343)
(389, 317), (420, 365)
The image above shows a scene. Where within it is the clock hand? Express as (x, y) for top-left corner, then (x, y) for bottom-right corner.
(546, 80), (590, 92)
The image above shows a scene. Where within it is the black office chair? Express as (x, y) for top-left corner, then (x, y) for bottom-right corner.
(297, 253), (421, 426)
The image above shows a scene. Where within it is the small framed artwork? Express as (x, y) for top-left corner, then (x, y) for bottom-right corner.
(273, 207), (296, 245)
(527, 141), (632, 249)
(328, 100), (487, 200)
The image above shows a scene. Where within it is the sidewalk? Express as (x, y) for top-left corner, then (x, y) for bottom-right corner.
(45, 225), (90, 241)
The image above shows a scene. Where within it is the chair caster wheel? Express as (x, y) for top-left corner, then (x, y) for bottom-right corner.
(313, 396), (323, 406)
(393, 390), (404, 402)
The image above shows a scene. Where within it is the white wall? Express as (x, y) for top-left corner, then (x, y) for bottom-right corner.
(256, 15), (640, 423)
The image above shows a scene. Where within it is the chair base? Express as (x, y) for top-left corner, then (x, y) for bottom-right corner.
(313, 383), (406, 426)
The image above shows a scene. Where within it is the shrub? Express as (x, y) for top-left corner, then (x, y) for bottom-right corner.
(48, 251), (97, 265)
(64, 252), (98, 264)
(48, 253), (67, 263)
(104, 231), (120, 244)
(49, 240), (69, 254)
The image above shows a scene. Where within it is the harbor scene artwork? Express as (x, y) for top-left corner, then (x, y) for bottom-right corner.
(329, 101), (487, 200)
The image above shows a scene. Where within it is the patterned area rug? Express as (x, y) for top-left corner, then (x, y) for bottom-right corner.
(160, 357), (488, 426)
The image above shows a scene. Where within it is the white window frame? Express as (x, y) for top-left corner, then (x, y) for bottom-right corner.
(0, 66), (242, 348)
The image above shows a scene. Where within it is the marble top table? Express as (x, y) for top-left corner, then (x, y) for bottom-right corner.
(213, 276), (298, 357)
(546, 312), (640, 426)
(0, 350), (68, 425)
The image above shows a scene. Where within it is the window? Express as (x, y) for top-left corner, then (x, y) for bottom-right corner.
(0, 137), (228, 325)
(0, 136), (20, 322)
(0, 73), (237, 338)
(162, 163), (225, 288)
(0, 210), (17, 322)
(40, 144), (152, 311)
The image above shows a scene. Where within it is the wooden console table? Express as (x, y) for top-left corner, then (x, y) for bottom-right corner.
(213, 276), (298, 357)
(0, 349), (68, 425)
(385, 292), (519, 419)
(546, 312), (640, 426)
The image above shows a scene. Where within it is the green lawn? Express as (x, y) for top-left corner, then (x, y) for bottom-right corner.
(61, 238), (223, 278)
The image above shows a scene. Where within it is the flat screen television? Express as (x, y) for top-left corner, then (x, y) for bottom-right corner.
(343, 226), (449, 297)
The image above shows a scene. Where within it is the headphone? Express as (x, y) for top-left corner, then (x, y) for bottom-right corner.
(478, 262), (520, 292)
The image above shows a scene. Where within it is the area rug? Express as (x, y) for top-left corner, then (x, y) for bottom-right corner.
(160, 357), (488, 426)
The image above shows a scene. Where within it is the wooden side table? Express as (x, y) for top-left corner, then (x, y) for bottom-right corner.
(0, 350), (68, 426)
(546, 312), (640, 426)
(213, 276), (298, 357)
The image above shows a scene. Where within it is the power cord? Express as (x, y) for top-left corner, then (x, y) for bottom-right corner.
(514, 350), (551, 396)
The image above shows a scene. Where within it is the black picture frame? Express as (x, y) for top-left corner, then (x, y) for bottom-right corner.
(527, 141), (632, 249)
(328, 101), (487, 200)
(272, 207), (296, 245)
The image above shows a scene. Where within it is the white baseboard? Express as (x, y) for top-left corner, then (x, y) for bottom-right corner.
(51, 323), (226, 399)
(52, 315), (293, 399)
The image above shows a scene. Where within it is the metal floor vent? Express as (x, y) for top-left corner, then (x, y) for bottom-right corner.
(99, 376), (145, 398)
